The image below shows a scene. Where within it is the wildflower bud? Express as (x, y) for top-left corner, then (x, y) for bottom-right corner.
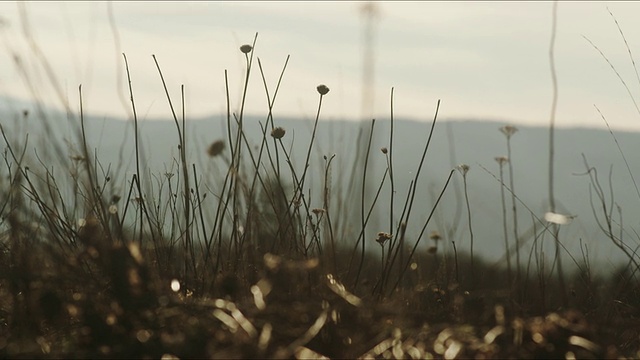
(316, 84), (330, 95)
(271, 127), (286, 139)
(207, 140), (225, 157)
(240, 44), (253, 54)
(381, 147), (388, 154)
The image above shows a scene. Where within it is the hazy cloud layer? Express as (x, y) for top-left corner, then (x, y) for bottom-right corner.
(1, 2), (640, 130)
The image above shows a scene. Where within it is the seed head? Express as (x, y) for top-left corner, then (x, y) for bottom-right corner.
(381, 147), (388, 154)
(500, 125), (518, 138)
(429, 230), (441, 241)
(375, 232), (392, 246)
(457, 164), (470, 176)
(271, 127), (286, 139)
(240, 44), (253, 54)
(312, 208), (325, 216)
(207, 140), (225, 157)
(316, 84), (330, 95)
(495, 156), (509, 165)
(544, 211), (575, 225)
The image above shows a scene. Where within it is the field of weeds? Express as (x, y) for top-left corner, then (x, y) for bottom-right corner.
(2, 29), (640, 359)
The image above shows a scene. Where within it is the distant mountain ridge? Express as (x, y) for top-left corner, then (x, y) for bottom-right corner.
(2, 103), (640, 272)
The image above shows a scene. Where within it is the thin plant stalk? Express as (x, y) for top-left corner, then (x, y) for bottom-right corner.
(497, 157), (512, 293)
(501, 125), (521, 302)
(507, 138), (520, 298)
(458, 165), (474, 284)
(387, 88), (396, 259)
(354, 119), (376, 289)
(384, 101), (441, 286)
(390, 169), (455, 295)
(122, 54), (145, 246)
(151, 55), (195, 286)
(547, 1), (568, 307)
(323, 154), (337, 274)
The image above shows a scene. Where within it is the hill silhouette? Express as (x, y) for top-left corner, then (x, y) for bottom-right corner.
(2, 100), (639, 272)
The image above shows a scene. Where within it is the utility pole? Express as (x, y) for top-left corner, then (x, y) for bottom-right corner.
(352, 1), (380, 243)
(358, 2), (380, 211)
(361, 1), (378, 123)
(344, 2), (382, 288)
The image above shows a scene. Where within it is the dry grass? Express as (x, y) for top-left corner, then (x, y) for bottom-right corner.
(1, 32), (640, 359)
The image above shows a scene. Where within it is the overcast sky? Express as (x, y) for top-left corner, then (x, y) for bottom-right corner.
(2, 2), (640, 131)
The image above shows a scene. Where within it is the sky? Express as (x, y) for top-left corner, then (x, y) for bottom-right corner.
(2, 2), (640, 131)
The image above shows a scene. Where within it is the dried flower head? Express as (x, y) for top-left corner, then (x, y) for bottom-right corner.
(271, 127), (286, 139)
(71, 155), (85, 162)
(375, 232), (392, 246)
(312, 208), (325, 216)
(500, 125), (518, 138)
(381, 147), (388, 154)
(495, 156), (509, 165)
(316, 84), (330, 95)
(207, 140), (225, 157)
(457, 164), (470, 176)
(544, 212), (575, 225)
(240, 44), (253, 54)
(429, 230), (441, 241)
